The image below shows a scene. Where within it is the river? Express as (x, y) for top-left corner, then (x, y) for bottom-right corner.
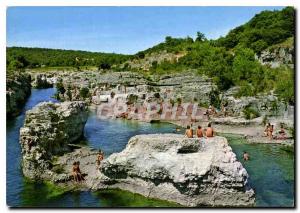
(6, 88), (294, 207)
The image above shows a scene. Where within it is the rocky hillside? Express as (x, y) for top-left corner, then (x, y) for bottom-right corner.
(256, 37), (294, 68)
(6, 72), (31, 117)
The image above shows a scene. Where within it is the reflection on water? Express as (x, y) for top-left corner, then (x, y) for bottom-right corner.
(6, 88), (294, 207)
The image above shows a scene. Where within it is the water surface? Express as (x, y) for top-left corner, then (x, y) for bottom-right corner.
(6, 88), (294, 207)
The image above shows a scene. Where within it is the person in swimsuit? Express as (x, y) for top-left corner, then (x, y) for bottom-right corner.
(243, 151), (250, 161)
(185, 125), (193, 138)
(205, 123), (214, 138)
(196, 126), (203, 138)
(96, 150), (104, 170)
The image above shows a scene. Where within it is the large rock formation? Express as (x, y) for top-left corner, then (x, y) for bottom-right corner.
(94, 134), (255, 207)
(256, 45), (294, 69)
(6, 72), (31, 117)
(32, 73), (55, 88)
(20, 101), (88, 180)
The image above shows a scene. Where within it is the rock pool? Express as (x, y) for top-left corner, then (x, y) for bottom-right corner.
(6, 88), (294, 207)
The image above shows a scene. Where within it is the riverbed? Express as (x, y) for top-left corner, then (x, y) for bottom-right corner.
(6, 88), (294, 207)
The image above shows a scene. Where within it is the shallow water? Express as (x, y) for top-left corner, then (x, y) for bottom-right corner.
(222, 134), (294, 207)
(6, 88), (294, 207)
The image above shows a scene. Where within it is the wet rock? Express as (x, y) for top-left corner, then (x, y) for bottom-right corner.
(20, 101), (88, 180)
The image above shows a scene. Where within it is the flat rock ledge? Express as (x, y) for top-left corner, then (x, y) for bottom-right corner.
(92, 134), (255, 207)
(20, 101), (88, 180)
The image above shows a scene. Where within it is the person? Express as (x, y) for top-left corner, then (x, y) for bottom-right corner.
(264, 123), (271, 137)
(277, 125), (287, 140)
(96, 150), (104, 170)
(72, 161), (85, 182)
(243, 151), (250, 161)
(185, 125), (193, 138)
(205, 123), (214, 137)
(196, 126), (203, 138)
(72, 162), (79, 182)
(268, 125), (274, 140)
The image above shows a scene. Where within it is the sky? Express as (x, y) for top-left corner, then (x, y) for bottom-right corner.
(7, 6), (284, 54)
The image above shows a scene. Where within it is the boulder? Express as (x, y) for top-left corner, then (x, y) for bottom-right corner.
(20, 101), (88, 180)
(32, 73), (55, 88)
(95, 134), (255, 207)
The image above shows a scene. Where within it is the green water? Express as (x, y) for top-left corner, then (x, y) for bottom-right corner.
(7, 88), (294, 207)
(222, 133), (294, 207)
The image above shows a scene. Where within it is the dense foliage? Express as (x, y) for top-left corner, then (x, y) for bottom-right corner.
(6, 7), (295, 106)
(216, 7), (295, 53)
(6, 47), (131, 70)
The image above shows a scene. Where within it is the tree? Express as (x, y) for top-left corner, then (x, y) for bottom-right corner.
(196, 32), (206, 42)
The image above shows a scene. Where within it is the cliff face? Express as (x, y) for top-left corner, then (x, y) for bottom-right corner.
(96, 134), (255, 207)
(6, 73), (31, 117)
(256, 42), (294, 69)
(19, 101), (88, 180)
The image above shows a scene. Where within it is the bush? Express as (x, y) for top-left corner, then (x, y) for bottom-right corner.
(56, 81), (65, 94)
(243, 106), (260, 120)
(79, 87), (90, 99)
(154, 93), (160, 99)
(209, 89), (221, 109)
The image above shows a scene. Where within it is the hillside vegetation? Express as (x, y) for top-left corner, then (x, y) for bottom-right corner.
(6, 47), (131, 71)
(6, 7), (295, 105)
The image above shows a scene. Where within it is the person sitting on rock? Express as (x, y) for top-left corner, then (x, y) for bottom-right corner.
(185, 125), (193, 138)
(205, 123), (214, 138)
(268, 125), (274, 140)
(264, 123), (271, 137)
(196, 126), (203, 138)
(243, 151), (250, 161)
(72, 161), (85, 182)
(277, 125), (287, 140)
(72, 162), (79, 182)
(76, 161), (85, 181)
(96, 150), (104, 170)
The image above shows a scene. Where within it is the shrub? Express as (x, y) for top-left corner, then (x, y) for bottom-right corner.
(243, 106), (260, 120)
(79, 87), (90, 99)
(154, 93), (160, 99)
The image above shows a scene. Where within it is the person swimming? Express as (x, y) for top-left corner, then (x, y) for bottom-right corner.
(243, 151), (250, 161)
(185, 125), (193, 138)
(205, 123), (214, 138)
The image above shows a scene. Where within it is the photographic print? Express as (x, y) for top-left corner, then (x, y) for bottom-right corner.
(6, 6), (295, 207)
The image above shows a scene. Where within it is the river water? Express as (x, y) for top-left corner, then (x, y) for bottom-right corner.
(6, 88), (294, 207)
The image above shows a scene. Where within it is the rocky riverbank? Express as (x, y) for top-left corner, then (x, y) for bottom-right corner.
(20, 101), (88, 180)
(6, 72), (31, 117)
(20, 128), (255, 206)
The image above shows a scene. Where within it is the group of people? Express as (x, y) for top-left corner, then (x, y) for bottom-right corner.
(263, 123), (287, 140)
(71, 150), (105, 182)
(185, 123), (215, 138)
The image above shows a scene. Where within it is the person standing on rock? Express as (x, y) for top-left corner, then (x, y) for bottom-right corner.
(205, 123), (214, 137)
(185, 125), (193, 138)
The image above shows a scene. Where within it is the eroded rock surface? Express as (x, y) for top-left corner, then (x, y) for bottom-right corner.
(92, 134), (255, 207)
(6, 73), (31, 117)
(20, 101), (88, 180)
